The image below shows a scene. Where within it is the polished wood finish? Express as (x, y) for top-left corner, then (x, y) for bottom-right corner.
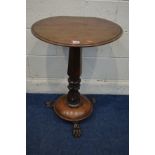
(54, 95), (93, 122)
(31, 16), (123, 137)
(31, 16), (123, 47)
(67, 47), (81, 107)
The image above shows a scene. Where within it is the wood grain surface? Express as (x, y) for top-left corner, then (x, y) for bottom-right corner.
(31, 16), (123, 47)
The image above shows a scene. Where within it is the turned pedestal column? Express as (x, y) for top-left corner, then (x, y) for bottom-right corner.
(67, 47), (81, 107)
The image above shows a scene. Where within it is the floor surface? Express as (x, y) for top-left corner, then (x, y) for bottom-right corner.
(26, 93), (129, 155)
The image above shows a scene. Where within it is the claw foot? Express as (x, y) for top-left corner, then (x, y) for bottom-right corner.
(45, 100), (55, 109)
(90, 97), (96, 104)
(73, 122), (81, 138)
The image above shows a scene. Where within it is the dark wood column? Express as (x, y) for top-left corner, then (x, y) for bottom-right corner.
(67, 47), (82, 107)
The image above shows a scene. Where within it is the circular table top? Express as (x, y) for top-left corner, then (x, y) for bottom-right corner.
(31, 16), (123, 47)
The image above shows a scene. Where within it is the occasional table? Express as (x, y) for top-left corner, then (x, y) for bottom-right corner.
(31, 16), (123, 137)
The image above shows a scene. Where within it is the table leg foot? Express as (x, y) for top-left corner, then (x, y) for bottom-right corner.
(73, 122), (81, 138)
(90, 97), (96, 104)
(45, 100), (55, 109)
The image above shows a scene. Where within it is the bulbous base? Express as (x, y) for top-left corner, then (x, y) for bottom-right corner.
(53, 95), (93, 122)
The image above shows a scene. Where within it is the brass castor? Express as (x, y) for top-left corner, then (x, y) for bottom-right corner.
(73, 122), (81, 138)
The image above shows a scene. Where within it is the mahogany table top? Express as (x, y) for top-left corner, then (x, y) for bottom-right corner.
(31, 16), (123, 47)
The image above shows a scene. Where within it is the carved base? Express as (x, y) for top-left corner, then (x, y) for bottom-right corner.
(53, 95), (93, 122)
